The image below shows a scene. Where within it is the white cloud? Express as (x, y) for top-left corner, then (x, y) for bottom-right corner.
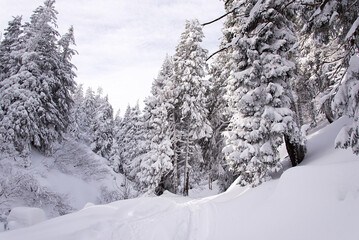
(0, 0), (225, 112)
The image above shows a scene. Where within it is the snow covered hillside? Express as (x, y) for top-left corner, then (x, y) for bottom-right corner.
(1, 117), (358, 240)
(0, 138), (133, 225)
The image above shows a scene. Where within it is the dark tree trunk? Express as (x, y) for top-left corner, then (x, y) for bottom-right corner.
(184, 171), (189, 196)
(284, 134), (306, 167)
(322, 98), (335, 123)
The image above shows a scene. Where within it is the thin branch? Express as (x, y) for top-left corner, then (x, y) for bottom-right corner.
(202, 7), (239, 27)
(206, 46), (230, 61)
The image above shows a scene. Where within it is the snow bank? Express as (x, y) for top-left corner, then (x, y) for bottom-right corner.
(7, 207), (47, 231)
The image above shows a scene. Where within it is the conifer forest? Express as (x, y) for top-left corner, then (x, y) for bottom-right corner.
(0, 1), (359, 238)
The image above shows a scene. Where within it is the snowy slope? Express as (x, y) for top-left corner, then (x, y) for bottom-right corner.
(0, 138), (131, 222)
(1, 117), (358, 240)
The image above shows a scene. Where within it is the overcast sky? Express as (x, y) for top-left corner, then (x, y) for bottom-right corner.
(0, 0), (225, 113)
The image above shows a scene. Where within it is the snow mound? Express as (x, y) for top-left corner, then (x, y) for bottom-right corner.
(7, 207), (47, 231)
(1, 118), (358, 240)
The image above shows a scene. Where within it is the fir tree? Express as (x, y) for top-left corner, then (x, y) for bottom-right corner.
(136, 56), (176, 193)
(118, 104), (144, 180)
(222, 0), (305, 187)
(90, 94), (114, 160)
(0, 16), (22, 81)
(109, 109), (122, 172)
(0, 0), (77, 157)
(299, 0), (359, 154)
(173, 19), (212, 195)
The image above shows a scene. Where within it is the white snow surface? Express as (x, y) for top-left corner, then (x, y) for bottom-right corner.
(1, 117), (359, 240)
(7, 207), (47, 231)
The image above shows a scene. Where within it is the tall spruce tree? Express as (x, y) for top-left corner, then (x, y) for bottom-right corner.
(109, 109), (122, 172)
(173, 19), (212, 195)
(222, 0), (305, 187)
(136, 56), (176, 193)
(118, 104), (144, 180)
(90, 94), (114, 160)
(0, 16), (22, 81)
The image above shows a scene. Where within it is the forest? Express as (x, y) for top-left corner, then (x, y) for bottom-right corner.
(0, 0), (358, 231)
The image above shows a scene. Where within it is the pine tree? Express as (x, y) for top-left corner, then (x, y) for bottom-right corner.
(68, 84), (85, 140)
(118, 104), (144, 180)
(90, 94), (114, 160)
(83, 87), (96, 143)
(222, 0), (305, 187)
(173, 19), (212, 195)
(109, 109), (122, 172)
(299, 0), (359, 154)
(0, 0), (77, 157)
(136, 56), (176, 193)
(0, 16), (22, 81)
(204, 52), (233, 191)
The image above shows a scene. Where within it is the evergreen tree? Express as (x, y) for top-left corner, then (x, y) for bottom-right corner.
(299, 0), (359, 154)
(109, 109), (122, 172)
(136, 56), (176, 193)
(204, 52), (233, 191)
(333, 54), (359, 154)
(222, 0), (305, 187)
(118, 104), (144, 180)
(90, 95), (114, 160)
(0, 16), (22, 81)
(0, 0), (77, 157)
(68, 84), (85, 141)
(173, 19), (212, 195)
(83, 87), (96, 142)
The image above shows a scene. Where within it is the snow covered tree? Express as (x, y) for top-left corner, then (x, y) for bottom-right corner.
(298, 0), (359, 154)
(173, 19), (212, 195)
(117, 104), (145, 180)
(109, 109), (122, 172)
(0, 16), (22, 81)
(68, 84), (85, 140)
(222, 0), (305, 187)
(334, 54), (359, 154)
(203, 52), (233, 191)
(0, 0), (77, 157)
(82, 87), (96, 141)
(136, 56), (176, 193)
(90, 94), (114, 160)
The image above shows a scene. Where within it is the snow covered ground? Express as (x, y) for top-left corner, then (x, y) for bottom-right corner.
(1, 117), (358, 240)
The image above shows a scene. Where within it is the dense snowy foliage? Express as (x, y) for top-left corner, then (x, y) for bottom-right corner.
(0, 0), (76, 159)
(1, 0), (359, 238)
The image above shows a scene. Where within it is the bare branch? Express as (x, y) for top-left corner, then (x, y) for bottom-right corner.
(206, 46), (230, 61)
(202, 7), (239, 27)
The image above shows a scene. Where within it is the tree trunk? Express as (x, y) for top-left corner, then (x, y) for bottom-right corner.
(322, 98), (335, 123)
(172, 121), (178, 194)
(284, 134), (306, 167)
(183, 135), (189, 196)
(173, 146), (178, 194)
